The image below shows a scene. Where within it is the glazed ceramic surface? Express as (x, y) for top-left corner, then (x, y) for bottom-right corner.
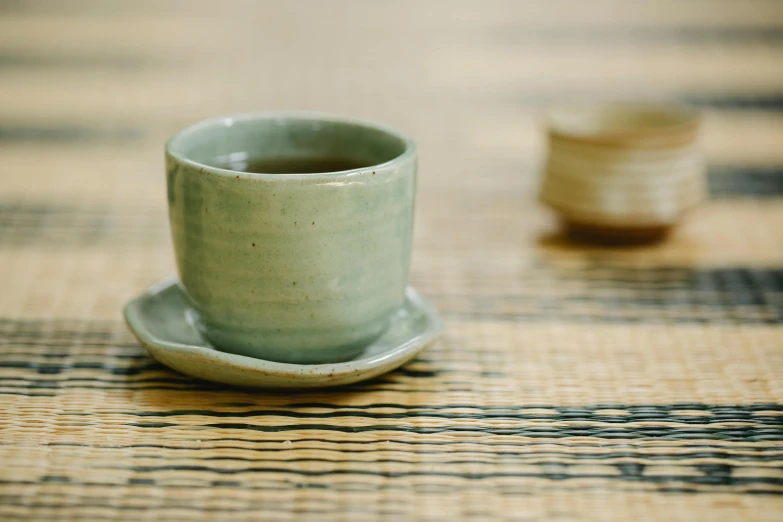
(539, 104), (705, 230)
(165, 112), (417, 364)
(123, 279), (442, 388)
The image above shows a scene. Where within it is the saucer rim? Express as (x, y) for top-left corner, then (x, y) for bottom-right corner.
(123, 278), (443, 380)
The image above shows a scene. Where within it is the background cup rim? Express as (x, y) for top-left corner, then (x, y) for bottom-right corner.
(546, 102), (701, 149)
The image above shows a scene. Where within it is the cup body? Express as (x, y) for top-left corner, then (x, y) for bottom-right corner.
(539, 104), (705, 241)
(165, 112), (417, 364)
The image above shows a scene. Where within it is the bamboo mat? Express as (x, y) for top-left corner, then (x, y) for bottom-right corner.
(1, 1), (782, 520)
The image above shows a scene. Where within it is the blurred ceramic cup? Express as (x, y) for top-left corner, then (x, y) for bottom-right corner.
(539, 103), (705, 243)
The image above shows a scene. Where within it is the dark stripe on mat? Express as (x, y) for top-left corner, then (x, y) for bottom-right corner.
(495, 26), (783, 44)
(686, 94), (783, 111)
(506, 93), (783, 112)
(58, 402), (783, 424)
(46, 440), (783, 453)
(0, 0), (174, 15)
(122, 422), (780, 441)
(0, 51), (157, 70)
(434, 265), (783, 324)
(41, 444), (783, 463)
(708, 165), (783, 197)
(0, 125), (142, 144)
(0, 202), (165, 246)
(0, 472), (779, 497)
(87, 466), (783, 486)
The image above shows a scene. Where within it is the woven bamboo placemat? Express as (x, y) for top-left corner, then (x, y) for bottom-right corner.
(0, 1), (781, 520)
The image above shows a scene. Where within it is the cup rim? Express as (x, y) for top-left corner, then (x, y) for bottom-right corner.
(546, 102), (701, 148)
(165, 111), (417, 180)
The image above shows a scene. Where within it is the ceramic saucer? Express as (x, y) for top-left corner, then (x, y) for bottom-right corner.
(123, 278), (443, 388)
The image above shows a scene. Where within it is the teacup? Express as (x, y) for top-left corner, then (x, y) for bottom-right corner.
(539, 103), (705, 243)
(165, 112), (417, 364)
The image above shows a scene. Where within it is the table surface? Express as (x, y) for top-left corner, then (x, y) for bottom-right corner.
(1, 1), (782, 520)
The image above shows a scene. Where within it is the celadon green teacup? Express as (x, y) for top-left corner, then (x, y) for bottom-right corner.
(165, 112), (417, 364)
